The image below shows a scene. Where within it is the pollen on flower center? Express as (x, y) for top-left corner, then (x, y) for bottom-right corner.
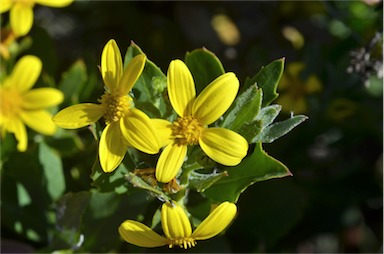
(99, 92), (132, 124)
(0, 87), (22, 119)
(168, 237), (196, 249)
(172, 116), (203, 145)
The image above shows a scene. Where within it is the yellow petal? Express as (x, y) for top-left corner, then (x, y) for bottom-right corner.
(287, 62), (305, 76)
(101, 39), (123, 92)
(10, 4), (33, 36)
(152, 118), (173, 147)
(161, 202), (192, 239)
(99, 123), (126, 173)
(34, 0), (73, 7)
(118, 54), (146, 95)
(21, 88), (63, 109)
(52, 103), (104, 129)
(20, 110), (56, 135)
(119, 220), (168, 248)
(155, 143), (187, 183)
(8, 117), (28, 151)
(0, 0), (12, 13)
(167, 60), (196, 117)
(10, 55), (41, 93)
(305, 75), (322, 94)
(193, 72), (239, 125)
(120, 108), (160, 154)
(191, 202), (237, 240)
(199, 127), (248, 166)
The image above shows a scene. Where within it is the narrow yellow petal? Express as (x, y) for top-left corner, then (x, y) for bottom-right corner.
(34, 0), (73, 7)
(191, 202), (237, 240)
(7, 117), (28, 151)
(10, 4), (33, 36)
(0, 0), (12, 13)
(155, 143), (187, 183)
(20, 110), (56, 135)
(161, 202), (192, 239)
(99, 123), (126, 173)
(199, 127), (248, 166)
(120, 108), (160, 154)
(10, 55), (41, 93)
(152, 118), (173, 147)
(193, 72), (239, 125)
(118, 54), (146, 95)
(167, 60), (196, 117)
(119, 220), (168, 248)
(101, 39), (123, 92)
(21, 88), (63, 109)
(52, 103), (104, 129)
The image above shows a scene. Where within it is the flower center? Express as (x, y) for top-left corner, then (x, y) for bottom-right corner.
(168, 237), (196, 249)
(99, 92), (131, 125)
(172, 116), (203, 146)
(0, 87), (22, 120)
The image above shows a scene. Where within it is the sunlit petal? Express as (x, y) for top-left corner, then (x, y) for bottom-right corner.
(35, 0), (73, 7)
(0, 0), (12, 13)
(99, 123), (126, 173)
(10, 4), (33, 37)
(10, 55), (41, 93)
(119, 220), (168, 248)
(167, 60), (196, 116)
(101, 39), (123, 92)
(161, 202), (192, 239)
(21, 88), (64, 109)
(8, 117), (27, 152)
(52, 103), (104, 129)
(118, 54), (146, 95)
(155, 143), (187, 183)
(152, 118), (173, 147)
(193, 72), (239, 125)
(191, 202), (237, 240)
(20, 110), (56, 135)
(199, 128), (248, 166)
(120, 108), (160, 154)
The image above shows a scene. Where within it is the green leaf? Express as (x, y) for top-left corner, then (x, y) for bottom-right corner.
(244, 58), (285, 106)
(203, 143), (292, 203)
(189, 170), (229, 192)
(185, 48), (225, 94)
(256, 104), (282, 127)
(58, 60), (87, 106)
(221, 84), (262, 131)
(253, 115), (308, 143)
(125, 172), (170, 202)
(38, 142), (65, 200)
(236, 120), (263, 143)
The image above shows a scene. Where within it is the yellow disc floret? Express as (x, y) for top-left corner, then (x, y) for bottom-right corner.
(172, 115), (203, 146)
(99, 92), (132, 125)
(168, 237), (196, 249)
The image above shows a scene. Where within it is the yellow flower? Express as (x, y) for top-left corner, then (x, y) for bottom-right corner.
(153, 59), (248, 183)
(276, 62), (322, 114)
(0, 55), (64, 151)
(0, 0), (73, 37)
(119, 201), (237, 249)
(52, 39), (160, 173)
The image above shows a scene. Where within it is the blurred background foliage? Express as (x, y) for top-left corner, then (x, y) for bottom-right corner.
(1, 1), (383, 253)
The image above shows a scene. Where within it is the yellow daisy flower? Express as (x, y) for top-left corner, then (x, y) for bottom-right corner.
(0, 55), (64, 151)
(52, 39), (160, 173)
(119, 201), (237, 249)
(153, 59), (248, 183)
(0, 0), (73, 37)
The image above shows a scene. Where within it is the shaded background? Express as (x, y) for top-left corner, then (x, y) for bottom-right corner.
(2, 1), (383, 253)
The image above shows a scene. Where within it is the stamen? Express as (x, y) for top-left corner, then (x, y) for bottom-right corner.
(168, 237), (196, 249)
(172, 116), (203, 146)
(99, 92), (132, 124)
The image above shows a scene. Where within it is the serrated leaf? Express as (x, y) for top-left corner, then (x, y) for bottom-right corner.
(185, 48), (225, 94)
(189, 170), (229, 192)
(58, 60), (87, 106)
(222, 84), (262, 131)
(253, 115), (308, 143)
(244, 58), (285, 106)
(203, 143), (292, 203)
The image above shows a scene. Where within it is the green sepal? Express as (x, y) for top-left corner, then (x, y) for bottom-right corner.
(244, 58), (285, 106)
(189, 170), (229, 192)
(202, 142), (292, 203)
(185, 48), (225, 94)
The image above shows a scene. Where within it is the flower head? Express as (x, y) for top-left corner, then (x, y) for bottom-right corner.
(153, 59), (248, 183)
(0, 55), (64, 151)
(0, 0), (73, 37)
(53, 39), (160, 173)
(119, 201), (237, 249)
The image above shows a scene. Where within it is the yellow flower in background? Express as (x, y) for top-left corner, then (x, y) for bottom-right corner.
(153, 60), (248, 183)
(119, 201), (237, 249)
(0, 0), (73, 37)
(276, 62), (322, 114)
(53, 39), (160, 173)
(0, 55), (63, 151)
